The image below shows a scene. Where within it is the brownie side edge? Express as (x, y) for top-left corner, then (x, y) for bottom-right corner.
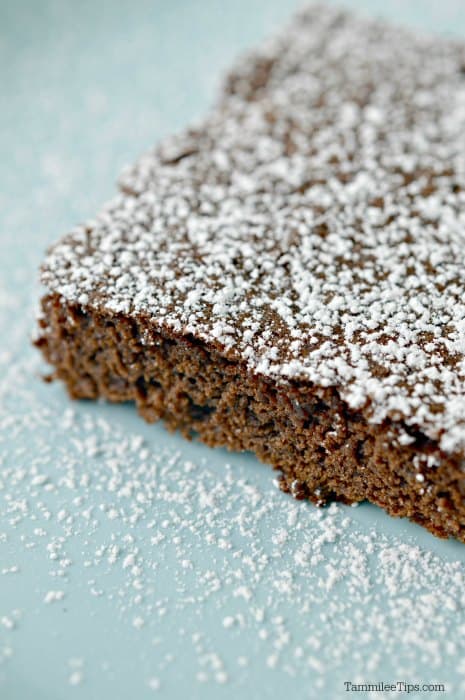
(35, 293), (465, 542)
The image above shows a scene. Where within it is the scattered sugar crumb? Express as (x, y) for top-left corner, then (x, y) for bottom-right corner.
(147, 677), (161, 691)
(44, 591), (65, 604)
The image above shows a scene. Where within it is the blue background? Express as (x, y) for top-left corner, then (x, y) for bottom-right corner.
(2, 1), (465, 698)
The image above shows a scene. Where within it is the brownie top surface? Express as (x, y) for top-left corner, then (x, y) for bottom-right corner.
(41, 5), (465, 453)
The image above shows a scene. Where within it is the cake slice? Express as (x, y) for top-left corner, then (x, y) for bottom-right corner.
(36, 5), (465, 540)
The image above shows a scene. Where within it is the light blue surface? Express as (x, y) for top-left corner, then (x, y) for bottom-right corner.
(2, 1), (465, 698)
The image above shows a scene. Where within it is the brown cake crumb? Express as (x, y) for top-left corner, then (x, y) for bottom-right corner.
(36, 5), (465, 540)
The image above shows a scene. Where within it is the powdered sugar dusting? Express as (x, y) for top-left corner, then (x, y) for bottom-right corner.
(41, 5), (465, 452)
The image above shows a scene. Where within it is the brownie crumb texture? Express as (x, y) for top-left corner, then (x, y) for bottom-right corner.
(36, 5), (465, 540)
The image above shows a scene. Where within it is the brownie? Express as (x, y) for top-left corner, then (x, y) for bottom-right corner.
(36, 6), (465, 540)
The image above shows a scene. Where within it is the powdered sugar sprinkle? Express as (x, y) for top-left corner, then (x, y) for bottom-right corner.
(41, 5), (465, 453)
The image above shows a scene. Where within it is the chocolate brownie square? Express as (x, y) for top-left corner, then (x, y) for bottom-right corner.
(36, 6), (465, 540)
